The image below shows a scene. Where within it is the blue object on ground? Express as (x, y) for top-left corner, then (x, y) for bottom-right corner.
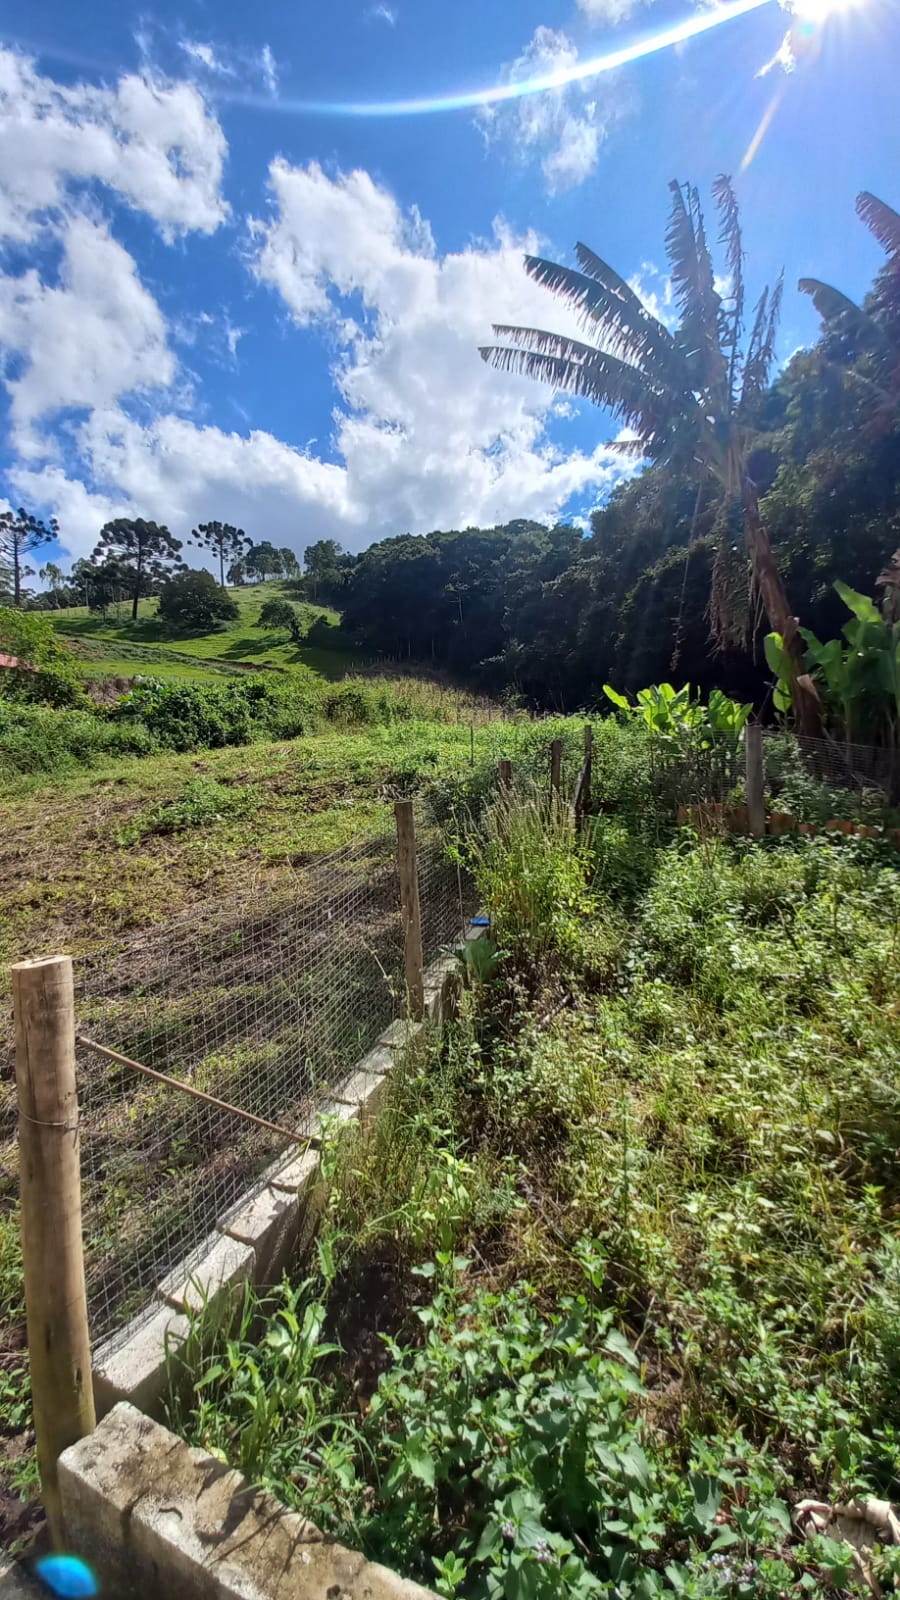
(34, 1555), (98, 1598)
(470, 916), (490, 926)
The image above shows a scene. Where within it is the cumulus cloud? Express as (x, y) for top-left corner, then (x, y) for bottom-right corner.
(0, 216), (175, 444)
(0, 47), (228, 243)
(2, 126), (630, 564)
(476, 27), (628, 194)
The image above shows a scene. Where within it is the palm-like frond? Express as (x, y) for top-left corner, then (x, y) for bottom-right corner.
(572, 243), (687, 385)
(522, 255), (679, 389)
(798, 277), (892, 358)
(856, 193), (900, 261)
(480, 329), (681, 455)
(740, 271), (783, 416)
(666, 180), (729, 405)
(712, 174), (745, 404)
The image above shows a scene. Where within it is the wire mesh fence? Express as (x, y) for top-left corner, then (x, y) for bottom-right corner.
(49, 801), (474, 1348)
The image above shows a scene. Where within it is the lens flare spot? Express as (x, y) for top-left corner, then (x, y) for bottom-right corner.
(34, 1554), (98, 1599)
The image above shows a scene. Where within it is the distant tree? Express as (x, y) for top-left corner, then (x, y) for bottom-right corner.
(190, 521), (250, 588)
(39, 561), (66, 606)
(303, 538), (346, 602)
(70, 555), (131, 615)
(226, 556), (248, 586)
(0, 506), (59, 607)
(157, 569), (239, 630)
(245, 541), (283, 582)
(278, 547), (301, 579)
(258, 597), (304, 642)
(93, 519), (184, 620)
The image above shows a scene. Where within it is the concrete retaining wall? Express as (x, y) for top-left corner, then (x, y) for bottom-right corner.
(59, 1403), (436, 1600)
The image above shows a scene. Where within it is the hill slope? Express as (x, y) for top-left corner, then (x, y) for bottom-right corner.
(46, 582), (357, 683)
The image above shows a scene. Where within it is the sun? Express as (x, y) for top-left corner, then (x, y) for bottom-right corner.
(789, 0), (863, 26)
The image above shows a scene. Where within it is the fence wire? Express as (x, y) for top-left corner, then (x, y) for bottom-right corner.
(763, 730), (900, 811)
(63, 806), (474, 1349)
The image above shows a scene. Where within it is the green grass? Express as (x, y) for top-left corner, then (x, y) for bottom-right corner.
(47, 582), (356, 682)
(167, 791), (900, 1599)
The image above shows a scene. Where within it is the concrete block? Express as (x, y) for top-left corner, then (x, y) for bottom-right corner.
(59, 1403), (437, 1600)
(220, 1184), (301, 1284)
(267, 1146), (326, 1263)
(355, 1041), (396, 1077)
(92, 1303), (192, 1421)
(378, 1018), (424, 1051)
(158, 1234), (254, 1316)
(267, 1144), (320, 1196)
(332, 1066), (389, 1127)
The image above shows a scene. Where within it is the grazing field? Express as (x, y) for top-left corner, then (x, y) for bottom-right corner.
(46, 581), (356, 681)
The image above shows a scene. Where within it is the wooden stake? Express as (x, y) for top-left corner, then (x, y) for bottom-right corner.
(394, 800), (425, 1021)
(745, 724), (766, 838)
(13, 956), (95, 1546)
(549, 739), (562, 803)
(498, 759), (512, 794)
(574, 725), (593, 834)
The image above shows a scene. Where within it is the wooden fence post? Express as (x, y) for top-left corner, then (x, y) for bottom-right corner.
(394, 801), (425, 1021)
(574, 725), (593, 834)
(549, 739), (562, 803)
(498, 759), (512, 795)
(745, 724), (766, 838)
(12, 955), (95, 1547)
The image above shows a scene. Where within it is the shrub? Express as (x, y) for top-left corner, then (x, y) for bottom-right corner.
(0, 606), (85, 707)
(157, 570), (240, 630)
(258, 598), (300, 637)
(0, 699), (157, 775)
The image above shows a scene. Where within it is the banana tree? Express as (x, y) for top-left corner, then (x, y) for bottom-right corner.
(481, 177), (821, 734)
(604, 681), (750, 754)
(766, 574), (900, 754)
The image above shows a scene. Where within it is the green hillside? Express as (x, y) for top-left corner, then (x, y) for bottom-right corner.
(46, 581), (357, 683)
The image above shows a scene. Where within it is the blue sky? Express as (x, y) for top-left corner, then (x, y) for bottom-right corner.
(0, 0), (897, 570)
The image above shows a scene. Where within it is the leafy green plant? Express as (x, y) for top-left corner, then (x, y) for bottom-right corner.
(604, 683), (751, 756)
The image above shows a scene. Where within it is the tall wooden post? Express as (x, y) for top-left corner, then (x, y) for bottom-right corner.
(12, 955), (95, 1547)
(549, 739), (562, 803)
(745, 724), (766, 838)
(574, 725), (593, 834)
(498, 759), (512, 795)
(394, 801), (425, 1021)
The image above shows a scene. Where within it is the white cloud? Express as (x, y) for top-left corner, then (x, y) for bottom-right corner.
(259, 45), (279, 95)
(0, 47), (228, 243)
(628, 261), (677, 328)
(181, 41), (235, 76)
(368, 3), (398, 23)
(576, 0), (647, 22)
(0, 216), (175, 445)
(4, 146), (632, 567)
(476, 27), (628, 194)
